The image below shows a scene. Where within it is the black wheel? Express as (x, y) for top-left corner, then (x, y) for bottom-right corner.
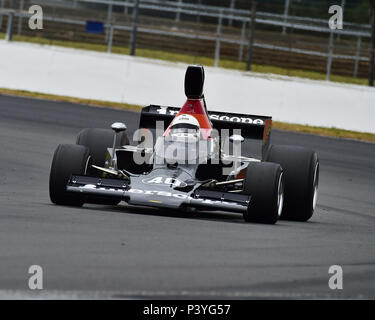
(242, 162), (284, 224)
(265, 145), (319, 222)
(76, 128), (129, 168)
(49, 144), (90, 206)
(76, 128), (129, 205)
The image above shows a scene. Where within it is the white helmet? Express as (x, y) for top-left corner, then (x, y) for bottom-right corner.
(170, 114), (200, 141)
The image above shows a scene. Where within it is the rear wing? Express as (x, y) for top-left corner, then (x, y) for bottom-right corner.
(139, 105), (272, 159)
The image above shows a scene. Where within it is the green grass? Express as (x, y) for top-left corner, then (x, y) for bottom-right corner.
(0, 88), (142, 111)
(1, 32), (369, 86)
(272, 121), (375, 143)
(1, 88), (374, 143)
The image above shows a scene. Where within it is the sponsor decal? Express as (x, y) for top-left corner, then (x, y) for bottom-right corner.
(128, 188), (190, 199)
(209, 114), (264, 125)
(156, 108), (179, 116)
(127, 188), (235, 205)
(81, 184), (96, 189)
(78, 185), (124, 193)
(78, 185), (244, 207)
(155, 107), (264, 125)
(156, 107), (168, 115)
(142, 176), (188, 188)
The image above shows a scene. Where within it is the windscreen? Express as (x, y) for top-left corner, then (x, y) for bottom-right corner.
(154, 136), (212, 165)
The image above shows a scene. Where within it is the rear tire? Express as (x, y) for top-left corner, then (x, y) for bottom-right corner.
(265, 145), (319, 222)
(76, 128), (129, 168)
(242, 162), (284, 224)
(76, 128), (129, 205)
(49, 144), (89, 206)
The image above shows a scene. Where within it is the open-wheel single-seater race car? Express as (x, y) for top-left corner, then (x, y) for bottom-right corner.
(49, 65), (319, 224)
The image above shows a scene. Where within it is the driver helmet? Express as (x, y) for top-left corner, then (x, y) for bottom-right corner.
(170, 114), (200, 142)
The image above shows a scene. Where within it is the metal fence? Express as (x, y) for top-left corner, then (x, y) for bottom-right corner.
(0, 0), (373, 80)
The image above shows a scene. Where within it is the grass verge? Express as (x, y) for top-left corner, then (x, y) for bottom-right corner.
(1, 87), (374, 143)
(0, 88), (142, 112)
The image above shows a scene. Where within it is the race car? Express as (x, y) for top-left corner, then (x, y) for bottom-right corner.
(49, 65), (319, 224)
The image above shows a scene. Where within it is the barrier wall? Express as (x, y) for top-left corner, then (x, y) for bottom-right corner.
(1, 40), (374, 133)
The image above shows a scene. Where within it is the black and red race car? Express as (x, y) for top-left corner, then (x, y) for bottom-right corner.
(49, 65), (319, 224)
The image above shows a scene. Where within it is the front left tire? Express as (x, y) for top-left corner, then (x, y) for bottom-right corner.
(242, 162), (284, 224)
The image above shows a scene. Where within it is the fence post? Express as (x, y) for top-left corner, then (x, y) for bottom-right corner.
(0, 0), (5, 30)
(105, 3), (112, 42)
(214, 11), (223, 68)
(326, 30), (334, 81)
(108, 25), (114, 53)
(17, 0), (24, 35)
(175, 0), (182, 22)
(337, 0), (346, 40)
(282, 0), (290, 34)
(353, 36), (361, 78)
(124, 0), (128, 15)
(238, 20), (246, 62)
(246, 1), (257, 71)
(228, 0), (236, 27)
(130, 0), (140, 56)
(369, 6), (375, 87)
(196, 0), (201, 24)
(6, 11), (14, 41)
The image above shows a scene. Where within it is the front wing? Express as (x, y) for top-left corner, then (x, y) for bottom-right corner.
(67, 175), (250, 213)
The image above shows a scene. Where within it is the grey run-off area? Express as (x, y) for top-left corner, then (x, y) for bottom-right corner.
(0, 95), (374, 299)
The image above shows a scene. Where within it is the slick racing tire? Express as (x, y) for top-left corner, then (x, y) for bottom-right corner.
(76, 128), (129, 206)
(76, 128), (129, 168)
(265, 145), (319, 222)
(242, 162), (284, 224)
(49, 144), (90, 207)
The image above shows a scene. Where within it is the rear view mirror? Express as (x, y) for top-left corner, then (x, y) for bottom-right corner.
(229, 134), (244, 143)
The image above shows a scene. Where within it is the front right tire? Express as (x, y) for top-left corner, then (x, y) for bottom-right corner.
(49, 144), (90, 206)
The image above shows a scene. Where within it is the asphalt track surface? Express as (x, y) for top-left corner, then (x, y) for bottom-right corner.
(0, 94), (374, 299)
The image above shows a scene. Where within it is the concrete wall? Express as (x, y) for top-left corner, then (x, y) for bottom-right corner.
(1, 40), (374, 133)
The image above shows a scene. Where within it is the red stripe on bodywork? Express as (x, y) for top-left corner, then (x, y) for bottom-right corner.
(164, 99), (212, 140)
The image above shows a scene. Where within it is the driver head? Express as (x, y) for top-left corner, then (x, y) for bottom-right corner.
(170, 114), (200, 142)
